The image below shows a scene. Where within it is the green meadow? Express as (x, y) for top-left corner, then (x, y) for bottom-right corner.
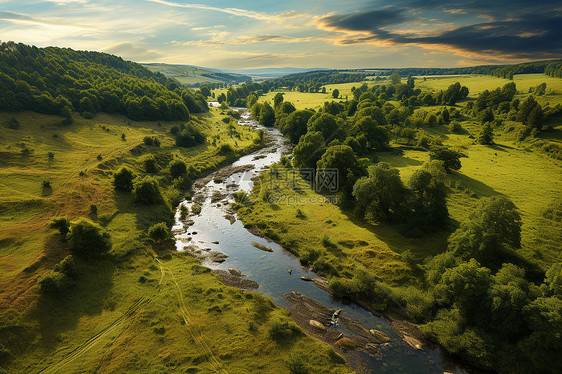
(0, 109), (351, 373)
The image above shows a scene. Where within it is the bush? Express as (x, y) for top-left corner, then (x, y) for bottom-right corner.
(170, 160), (187, 179)
(42, 180), (51, 188)
(113, 167), (135, 192)
(218, 143), (234, 155)
(53, 255), (78, 279)
(81, 111), (94, 119)
(50, 217), (70, 236)
(142, 155), (158, 174)
(180, 205), (189, 219)
(143, 136), (160, 147)
(148, 222), (170, 243)
(287, 354), (309, 374)
(191, 203), (202, 215)
(134, 177), (164, 205)
(170, 125), (180, 135)
(175, 125), (206, 147)
(449, 121), (464, 133)
(40, 270), (72, 295)
(268, 318), (303, 343)
(68, 218), (112, 257)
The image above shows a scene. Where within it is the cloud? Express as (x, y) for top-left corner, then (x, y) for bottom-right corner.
(104, 42), (162, 61)
(0, 10), (82, 27)
(145, 0), (305, 22)
(316, 3), (562, 59)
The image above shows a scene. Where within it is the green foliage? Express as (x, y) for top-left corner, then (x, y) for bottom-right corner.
(268, 318), (303, 343)
(278, 109), (314, 144)
(429, 148), (463, 173)
(148, 222), (170, 243)
(113, 167), (135, 192)
(332, 88), (340, 99)
(307, 113), (343, 142)
(49, 217), (70, 236)
(352, 163), (407, 222)
(292, 131), (326, 169)
(169, 160), (187, 179)
(142, 155), (158, 174)
(143, 136), (160, 147)
(259, 102), (276, 126)
(191, 203), (202, 215)
(329, 269), (390, 309)
(0, 42), (201, 120)
(478, 123), (494, 145)
(448, 196), (522, 268)
(175, 124), (206, 147)
(287, 354), (309, 374)
(67, 218), (111, 257)
(134, 177), (165, 205)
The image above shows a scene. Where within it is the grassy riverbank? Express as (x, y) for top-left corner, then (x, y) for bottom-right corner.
(0, 108), (352, 373)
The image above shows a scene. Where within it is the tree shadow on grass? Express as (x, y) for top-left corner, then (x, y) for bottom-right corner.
(452, 172), (503, 198)
(34, 257), (115, 352)
(339, 209), (451, 267)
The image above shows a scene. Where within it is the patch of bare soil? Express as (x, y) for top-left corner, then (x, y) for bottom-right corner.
(212, 269), (259, 290)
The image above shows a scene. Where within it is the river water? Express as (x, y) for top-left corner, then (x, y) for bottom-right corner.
(172, 107), (465, 374)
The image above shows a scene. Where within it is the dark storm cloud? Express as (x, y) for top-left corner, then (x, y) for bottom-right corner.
(320, 1), (562, 59)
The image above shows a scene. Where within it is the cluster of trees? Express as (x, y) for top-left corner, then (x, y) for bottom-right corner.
(0, 42), (208, 121)
(545, 61), (562, 78)
(420, 196), (562, 373)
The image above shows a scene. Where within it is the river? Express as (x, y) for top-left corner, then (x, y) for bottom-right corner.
(172, 107), (466, 374)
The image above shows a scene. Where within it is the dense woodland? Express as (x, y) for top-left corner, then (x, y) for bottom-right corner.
(0, 42), (208, 121)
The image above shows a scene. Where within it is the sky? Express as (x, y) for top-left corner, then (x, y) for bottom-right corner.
(0, 0), (560, 70)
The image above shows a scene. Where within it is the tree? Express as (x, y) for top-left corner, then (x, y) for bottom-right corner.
(292, 132), (326, 169)
(429, 148), (462, 173)
(281, 110), (314, 144)
(437, 259), (492, 324)
(448, 196), (522, 268)
(148, 222), (170, 243)
(307, 113), (343, 142)
(50, 217), (70, 237)
(199, 85), (211, 97)
(142, 155), (158, 174)
(113, 167), (135, 192)
(134, 177), (164, 205)
(67, 218), (111, 257)
(316, 145), (361, 193)
(478, 123), (494, 145)
(175, 125), (205, 147)
(273, 92), (284, 109)
(169, 160), (187, 179)
(332, 89), (339, 99)
(390, 72), (401, 85)
(352, 163), (407, 221)
(351, 116), (389, 150)
(518, 96), (544, 130)
(407, 165), (449, 232)
(259, 102), (276, 126)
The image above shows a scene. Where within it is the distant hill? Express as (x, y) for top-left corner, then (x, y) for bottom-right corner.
(0, 42), (208, 121)
(142, 63), (251, 87)
(219, 67), (328, 80)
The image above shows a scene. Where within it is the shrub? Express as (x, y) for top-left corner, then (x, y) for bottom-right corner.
(148, 222), (170, 243)
(143, 136), (154, 146)
(113, 167), (135, 192)
(68, 218), (112, 257)
(218, 143), (234, 155)
(89, 204), (98, 215)
(170, 160), (187, 179)
(81, 111), (94, 119)
(47, 152), (55, 160)
(50, 217), (70, 236)
(134, 177), (164, 205)
(42, 180), (51, 188)
(268, 318), (303, 343)
(53, 255), (78, 279)
(180, 205), (189, 219)
(142, 155), (158, 174)
(449, 121), (464, 133)
(170, 125), (180, 135)
(287, 354), (309, 374)
(191, 203), (202, 215)
(40, 270), (72, 295)
(175, 125), (206, 147)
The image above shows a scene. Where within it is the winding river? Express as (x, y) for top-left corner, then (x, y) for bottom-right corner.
(172, 107), (466, 374)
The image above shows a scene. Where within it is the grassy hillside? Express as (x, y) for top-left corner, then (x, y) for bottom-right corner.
(142, 63), (251, 87)
(0, 108), (352, 373)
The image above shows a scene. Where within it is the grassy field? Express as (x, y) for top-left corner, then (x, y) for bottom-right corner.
(142, 63), (250, 87)
(0, 109), (352, 373)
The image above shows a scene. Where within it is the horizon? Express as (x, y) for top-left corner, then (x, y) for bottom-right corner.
(1, 1), (561, 69)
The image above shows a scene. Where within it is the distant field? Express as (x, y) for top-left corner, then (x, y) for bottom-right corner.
(142, 63), (250, 87)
